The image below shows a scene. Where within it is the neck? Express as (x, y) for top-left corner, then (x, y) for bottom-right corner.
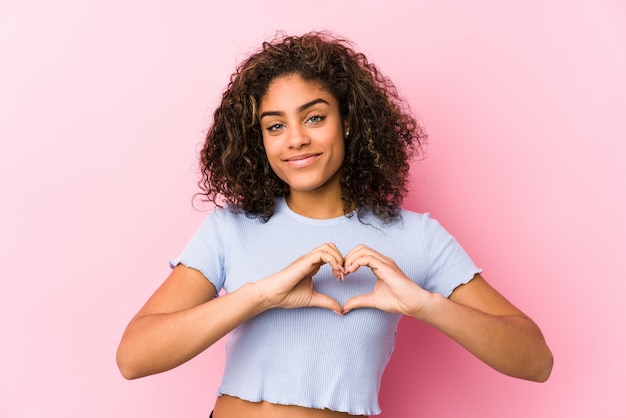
(285, 188), (346, 219)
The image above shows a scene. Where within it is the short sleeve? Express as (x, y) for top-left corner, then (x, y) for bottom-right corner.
(421, 214), (482, 297)
(168, 210), (226, 292)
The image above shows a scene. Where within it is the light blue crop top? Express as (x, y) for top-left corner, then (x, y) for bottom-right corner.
(170, 198), (481, 415)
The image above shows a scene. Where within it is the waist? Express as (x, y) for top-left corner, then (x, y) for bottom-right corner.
(213, 395), (368, 418)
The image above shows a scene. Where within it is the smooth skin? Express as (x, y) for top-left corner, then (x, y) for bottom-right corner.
(260, 74), (348, 219)
(117, 74), (553, 418)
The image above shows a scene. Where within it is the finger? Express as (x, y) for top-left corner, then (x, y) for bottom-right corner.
(322, 242), (343, 258)
(320, 243), (346, 266)
(342, 246), (367, 275)
(308, 244), (346, 279)
(345, 244), (395, 263)
(344, 253), (387, 274)
(343, 245), (389, 272)
(309, 292), (343, 314)
(313, 242), (343, 255)
(301, 247), (336, 268)
(342, 244), (370, 261)
(343, 293), (375, 313)
(324, 242), (347, 279)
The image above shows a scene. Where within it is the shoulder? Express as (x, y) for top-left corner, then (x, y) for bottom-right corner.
(355, 206), (448, 231)
(397, 209), (448, 231)
(397, 208), (431, 223)
(369, 208), (436, 231)
(197, 203), (293, 240)
(370, 209), (453, 245)
(191, 205), (260, 241)
(203, 204), (264, 224)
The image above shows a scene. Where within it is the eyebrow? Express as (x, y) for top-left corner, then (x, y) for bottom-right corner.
(259, 98), (330, 119)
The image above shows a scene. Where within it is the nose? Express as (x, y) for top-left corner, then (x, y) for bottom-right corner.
(286, 124), (310, 148)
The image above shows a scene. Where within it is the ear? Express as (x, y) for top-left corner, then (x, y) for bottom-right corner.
(343, 119), (350, 138)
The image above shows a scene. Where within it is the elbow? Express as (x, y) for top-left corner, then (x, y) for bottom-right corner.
(116, 356), (136, 381)
(116, 341), (165, 380)
(117, 363), (141, 381)
(518, 322), (554, 383)
(117, 360), (145, 381)
(119, 368), (138, 381)
(498, 342), (554, 383)
(533, 349), (554, 383)
(116, 345), (144, 380)
(519, 346), (554, 383)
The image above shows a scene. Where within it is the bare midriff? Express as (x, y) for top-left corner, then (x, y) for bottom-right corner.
(212, 394), (368, 418)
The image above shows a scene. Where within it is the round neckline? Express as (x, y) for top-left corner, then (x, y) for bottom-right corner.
(276, 197), (356, 226)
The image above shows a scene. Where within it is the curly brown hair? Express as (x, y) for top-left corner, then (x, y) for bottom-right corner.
(198, 31), (426, 222)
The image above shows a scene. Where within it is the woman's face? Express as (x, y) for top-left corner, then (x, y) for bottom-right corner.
(259, 73), (346, 196)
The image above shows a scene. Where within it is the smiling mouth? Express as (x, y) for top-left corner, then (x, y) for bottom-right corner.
(284, 153), (321, 168)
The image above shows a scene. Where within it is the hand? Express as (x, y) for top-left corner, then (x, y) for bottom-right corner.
(256, 243), (345, 314)
(342, 244), (432, 317)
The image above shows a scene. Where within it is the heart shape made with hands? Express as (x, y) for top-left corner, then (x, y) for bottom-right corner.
(305, 244), (425, 316)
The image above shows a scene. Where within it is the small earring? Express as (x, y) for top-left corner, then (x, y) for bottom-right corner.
(345, 129), (350, 138)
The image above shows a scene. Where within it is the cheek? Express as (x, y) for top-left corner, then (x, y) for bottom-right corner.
(261, 137), (274, 160)
(262, 142), (282, 173)
(334, 138), (346, 162)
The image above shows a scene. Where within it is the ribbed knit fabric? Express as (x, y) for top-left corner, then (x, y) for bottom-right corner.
(170, 197), (481, 415)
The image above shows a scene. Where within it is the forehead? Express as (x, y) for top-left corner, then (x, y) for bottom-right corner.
(259, 74), (335, 109)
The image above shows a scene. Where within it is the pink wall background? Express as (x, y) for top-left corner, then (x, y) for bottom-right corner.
(1, 1), (624, 417)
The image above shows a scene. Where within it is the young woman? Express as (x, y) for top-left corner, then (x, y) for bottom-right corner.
(116, 32), (553, 417)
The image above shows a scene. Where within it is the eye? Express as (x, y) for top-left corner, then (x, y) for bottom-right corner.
(266, 123), (285, 132)
(305, 115), (325, 125)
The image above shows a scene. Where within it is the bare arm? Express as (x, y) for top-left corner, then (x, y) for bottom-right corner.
(116, 243), (345, 380)
(342, 246), (553, 382)
(116, 265), (266, 379)
(424, 274), (553, 381)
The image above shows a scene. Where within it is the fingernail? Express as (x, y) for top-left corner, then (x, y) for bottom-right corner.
(333, 310), (344, 316)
